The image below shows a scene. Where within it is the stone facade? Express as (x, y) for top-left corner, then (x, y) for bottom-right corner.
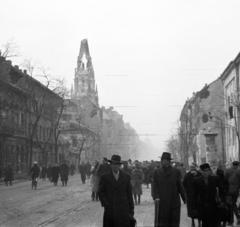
(179, 79), (225, 168)
(0, 56), (63, 176)
(220, 52), (240, 165)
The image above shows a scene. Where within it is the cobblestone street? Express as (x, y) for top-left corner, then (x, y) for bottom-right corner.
(0, 175), (194, 227)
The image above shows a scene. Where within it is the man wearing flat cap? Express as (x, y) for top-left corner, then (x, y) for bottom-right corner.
(225, 161), (240, 225)
(192, 163), (226, 227)
(153, 152), (186, 227)
(98, 155), (134, 227)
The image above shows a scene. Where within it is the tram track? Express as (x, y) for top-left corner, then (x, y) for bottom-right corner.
(38, 200), (91, 227)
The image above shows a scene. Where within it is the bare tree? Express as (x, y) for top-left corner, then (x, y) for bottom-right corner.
(1, 38), (20, 59)
(21, 62), (63, 168)
(50, 79), (70, 163)
(165, 134), (181, 162)
(21, 58), (40, 77)
(70, 114), (99, 166)
(178, 108), (200, 168)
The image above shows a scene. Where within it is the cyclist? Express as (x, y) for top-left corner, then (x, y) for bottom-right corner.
(29, 161), (40, 188)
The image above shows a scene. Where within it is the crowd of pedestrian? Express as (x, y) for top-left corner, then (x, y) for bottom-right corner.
(182, 160), (240, 227)
(3, 152), (240, 227)
(87, 153), (240, 227)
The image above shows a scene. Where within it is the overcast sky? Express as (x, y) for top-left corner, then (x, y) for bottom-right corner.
(2, 0), (240, 156)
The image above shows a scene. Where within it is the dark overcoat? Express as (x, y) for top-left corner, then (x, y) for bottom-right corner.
(60, 164), (69, 182)
(98, 163), (111, 177)
(98, 170), (134, 227)
(79, 164), (87, 182)
(192, 175), (226, 227)
(182, 171), (201, 218)
(4, 166), (13, 182)
(51, 166), (60, 183)
(153, 166), (186, 227)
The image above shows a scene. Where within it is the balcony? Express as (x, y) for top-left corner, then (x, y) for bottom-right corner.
(0, 118), (15, 137)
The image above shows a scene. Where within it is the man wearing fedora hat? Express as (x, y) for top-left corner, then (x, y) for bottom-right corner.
(192, 163), (226, 227)
(153, 152), (186, 227)
(98, 155), (134, 227)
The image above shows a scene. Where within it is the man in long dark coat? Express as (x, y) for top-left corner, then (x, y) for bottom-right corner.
(183, 163), (201, 227)
(98, 155), (134, 227)
(192, 163), (227, 227)
(86, 162), (91, 179)
(4, 163), (13, 186)
(51, 163), (60, 186)
(79, 161), (87, 184)
(153, 152), (186, 227)
(60, 160), (69, 186)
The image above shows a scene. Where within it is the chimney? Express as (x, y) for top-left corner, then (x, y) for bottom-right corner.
(23, 70), (27, 74)
(6, 60), (12, 65)
(14, 65), (19, 69)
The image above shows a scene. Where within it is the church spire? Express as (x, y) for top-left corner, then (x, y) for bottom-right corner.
(73, 39), (97, 104)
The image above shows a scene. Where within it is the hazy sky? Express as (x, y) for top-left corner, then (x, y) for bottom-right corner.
(2, 0), (240, 154)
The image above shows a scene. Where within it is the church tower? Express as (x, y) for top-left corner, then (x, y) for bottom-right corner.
(73, 39), (98, 105)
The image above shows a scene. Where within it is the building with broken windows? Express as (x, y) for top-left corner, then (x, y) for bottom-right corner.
(179, 79), (225, 168)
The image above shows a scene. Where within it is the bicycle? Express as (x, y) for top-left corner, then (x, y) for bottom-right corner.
(32, 175), (38, 190)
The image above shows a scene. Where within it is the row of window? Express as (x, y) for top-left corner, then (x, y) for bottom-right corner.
(1, 109), (53, 142)
(1, 109), (25, 126)
(226, 127), (236, 147)
(28, 123), (53, 142)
